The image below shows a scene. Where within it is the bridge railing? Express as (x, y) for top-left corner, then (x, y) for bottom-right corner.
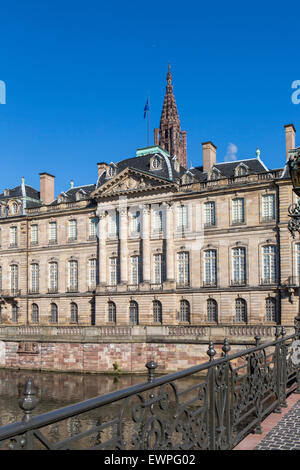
(0, 317), (299, 450)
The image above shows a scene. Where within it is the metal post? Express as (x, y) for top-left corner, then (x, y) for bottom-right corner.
(18, 378), (38, 450)
(222, 338), (231, 449)
(207, 341), (216, 450)
(274, 327), (282, 413)
(145, 360), (158, 383)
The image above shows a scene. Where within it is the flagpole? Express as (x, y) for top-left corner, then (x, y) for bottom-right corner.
(147, 95), (149, 146)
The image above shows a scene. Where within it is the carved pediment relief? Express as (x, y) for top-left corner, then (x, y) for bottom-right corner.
(91, 168), (177, 199)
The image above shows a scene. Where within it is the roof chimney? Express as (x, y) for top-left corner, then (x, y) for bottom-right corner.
(40, 173), (55, 205)
(97, 162), (107, 177)
(202, 141), (217, 172)
(284, 124), (296, 160)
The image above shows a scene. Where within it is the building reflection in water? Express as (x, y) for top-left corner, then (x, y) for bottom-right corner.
(0, 369), (206, 450)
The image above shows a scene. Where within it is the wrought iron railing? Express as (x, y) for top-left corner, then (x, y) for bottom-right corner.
(0, 316), (299, 450)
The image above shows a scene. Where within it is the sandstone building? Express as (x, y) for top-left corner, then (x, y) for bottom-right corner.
(0, 68), (298, 336)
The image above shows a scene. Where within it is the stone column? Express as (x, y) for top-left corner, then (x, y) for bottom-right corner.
(97, 209), (107, 288)
(142, 204), (151, 287)
(119, 205), (128, 287)
(165, 202), (175, 287)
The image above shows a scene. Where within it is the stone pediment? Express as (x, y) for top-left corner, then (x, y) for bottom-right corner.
(91, 168), (177, 199)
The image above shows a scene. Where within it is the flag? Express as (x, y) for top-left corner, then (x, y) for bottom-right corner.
(144, 98), (149, 119)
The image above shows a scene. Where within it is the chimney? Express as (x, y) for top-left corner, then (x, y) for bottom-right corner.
(40, 173), (55, 205)
(202, 141), (217, 172)
(284, 124), (296, 160)
(97, 162), (107, 177)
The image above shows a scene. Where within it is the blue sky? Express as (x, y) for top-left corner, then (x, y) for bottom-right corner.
(0, 0), (300, 195)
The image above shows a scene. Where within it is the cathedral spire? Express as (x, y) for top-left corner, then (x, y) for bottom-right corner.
(154, 65), (187, 168)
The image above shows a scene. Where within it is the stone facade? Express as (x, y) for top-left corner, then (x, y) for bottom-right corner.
(0, 69), (298, 372)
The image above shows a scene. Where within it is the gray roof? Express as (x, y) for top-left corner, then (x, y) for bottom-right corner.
(50, 184), (96, 205)
(0, 184), (40, 201)
(96, 151), (187, 188)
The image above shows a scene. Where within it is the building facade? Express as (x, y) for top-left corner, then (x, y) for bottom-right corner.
(0, 69), (298, 339)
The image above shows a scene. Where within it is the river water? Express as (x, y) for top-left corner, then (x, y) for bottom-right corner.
(0, 368), (207, 450)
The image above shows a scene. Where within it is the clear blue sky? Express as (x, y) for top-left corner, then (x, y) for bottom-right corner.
(0, 0), (300, 195)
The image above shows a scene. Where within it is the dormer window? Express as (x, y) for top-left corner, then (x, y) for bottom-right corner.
(208, 168), (221, 181)
(75, 190), (86, 201)
(150, 155), (162, 171)
(11, 203), (18, 215)
(235, 164), (248, 177)
(58, 194), (67, 204)
(182, 172), (193, 184)
(106, 165), (116, 178)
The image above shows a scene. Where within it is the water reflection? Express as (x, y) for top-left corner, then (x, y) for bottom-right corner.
(0, 368), (207, 450)
(0, 368), (149, 427)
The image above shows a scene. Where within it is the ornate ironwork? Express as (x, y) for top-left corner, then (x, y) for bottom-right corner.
(0, 322), (299, 450)
(288, 200), (300, 238)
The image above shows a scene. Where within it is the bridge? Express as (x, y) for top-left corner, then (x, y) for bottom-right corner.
(0, 316), (299, 450)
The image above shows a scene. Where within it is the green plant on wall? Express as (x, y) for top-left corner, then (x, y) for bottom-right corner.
(113, 361), (121, 374)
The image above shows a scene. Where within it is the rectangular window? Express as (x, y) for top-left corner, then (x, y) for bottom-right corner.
(130, 211), (141, 234)
(69, 260), (78, 291)
(49, 222), (57, 243)
(89, 217), (98, 239)
(262, 194), (275, 221)
(10, 265), (18, 292)
(131, 256), (140, 285)
(232, 247), (246, 285)
(109, 257), (118, 286)
(204, 250), (217, 286)
(153, 254), (162, 284)
(49, 262), (58, 291)
(204, 202), (216, 227)
(177, 205), (188, 230)
(10, 226), (17, 246)
(232, 198), (244, 224)
(31, 264), (39, 293)
(108, 212), (119, 237)
(263, 245), (277, 284)
(69, 220), (77, 240)
(89, 259), (97, 288)
(177, 252), (190, 286)
(31, 224), (38, 245)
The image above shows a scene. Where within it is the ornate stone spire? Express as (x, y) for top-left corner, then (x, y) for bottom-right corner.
(154, 65), (187, 168)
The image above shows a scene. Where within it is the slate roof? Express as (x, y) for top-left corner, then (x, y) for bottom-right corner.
(96, 152), (187, 189)
(0, 184), (40, 201)
(50, 184), (96, 205)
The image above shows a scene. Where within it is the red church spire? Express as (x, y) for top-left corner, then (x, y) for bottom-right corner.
(154, 65), (187, 168)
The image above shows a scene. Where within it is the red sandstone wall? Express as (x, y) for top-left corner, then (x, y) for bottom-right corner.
(2, 342), (244, 374)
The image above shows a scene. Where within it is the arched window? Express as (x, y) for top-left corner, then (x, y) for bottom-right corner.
(207, 299), (218, 323)
(50, 303), (58, 323)
(108, 301), (116, 323)
(70, 302), (78, 323)
(31, 304), (39, 324)
(153, 300), (162, 323)
(235, 298), (247, 323)
(266, 297), (276, 322)
(179, 300), (190, 323)
(129, 301), (139, 325)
